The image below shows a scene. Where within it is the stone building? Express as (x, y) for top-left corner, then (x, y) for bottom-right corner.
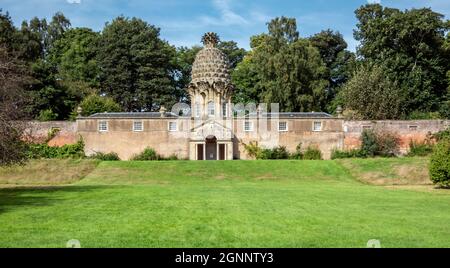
(69, 33), (450, 160)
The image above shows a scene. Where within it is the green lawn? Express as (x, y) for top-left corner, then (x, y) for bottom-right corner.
(0, 159), (449, 248)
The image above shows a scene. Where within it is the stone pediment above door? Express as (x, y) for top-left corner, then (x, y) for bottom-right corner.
(190, 120), (233, 141)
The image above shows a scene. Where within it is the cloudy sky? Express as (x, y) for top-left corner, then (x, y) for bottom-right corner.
(1, 0), (449, 51)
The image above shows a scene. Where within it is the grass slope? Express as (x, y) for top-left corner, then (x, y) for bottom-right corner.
(0, 159), (449, 248)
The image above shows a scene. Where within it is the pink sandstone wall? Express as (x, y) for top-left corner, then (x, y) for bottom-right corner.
(343, 120), (450, 154)
(24, 121), (78, 146)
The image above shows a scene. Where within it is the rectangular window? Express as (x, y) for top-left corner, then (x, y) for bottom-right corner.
(244, 121), (253, 132)
(195, 103), (201, 118)
(313, 121), (322, 132)
(278, 121), (288, 132)
(208, 101), (215, 116)
(409, 125), (418, 131)
(133, 121), (143, 132)
(98, 121), (108, 132)
(222, 103), (228, 118)
(362, 125), (372, 130)
(168, 121), (177, 132)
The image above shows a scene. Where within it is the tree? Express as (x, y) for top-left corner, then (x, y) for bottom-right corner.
(309, 30), (356, 110)
(216, 40), (246, 69)
(49, 27), (100, 86)
(173, 46), (202, 102)
(0, 45), (30, 165)
(354, 4), (449, 116)
(96, 16), (177, 111)
(78, 94), (121, 116)
(340, 64), (404, 120)
(239, 17), (328, 112)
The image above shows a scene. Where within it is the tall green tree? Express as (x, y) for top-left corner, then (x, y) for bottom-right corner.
(233, 17), (328, 111)
(49, 27), (100, 86)
(340, 64), (404, 120)
(97, 16), (177, 111)
(309, 30), (356, 110)
(217, 40), (246, 69)
(354, 4), (449, 117)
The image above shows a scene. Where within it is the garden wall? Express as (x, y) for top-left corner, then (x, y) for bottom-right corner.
(24, 121), (78, 146)
(343, 120), (450, 154)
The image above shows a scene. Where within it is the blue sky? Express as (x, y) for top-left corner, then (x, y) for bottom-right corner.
(1, 0), (449, 51)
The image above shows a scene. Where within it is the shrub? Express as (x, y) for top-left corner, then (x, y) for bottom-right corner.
(89, 152), (120, 161)
(361, 129), (378, 157)
(243, 141), (262, 159)
(38, 109), (58, 121)
(303, 146), (322, 160)
(360, 129), (400, 157)
(429, 140), (450, 188)
(258, 146), (289, 160)
(131, 147), (161, 161)
(331, 149), (366, 159)
(432, 127), (450, 142)
(375, 130), (400, 157)
(407, 140), (433, 157)
(26, 139), (85, 159)
(289, 143), (303, 160)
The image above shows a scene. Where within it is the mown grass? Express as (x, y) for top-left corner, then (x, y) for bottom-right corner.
(0, 158), (449, 248)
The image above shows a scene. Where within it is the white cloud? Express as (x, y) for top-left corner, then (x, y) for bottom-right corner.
(367, 0), (381, 4)
(67, 0), (81, 4)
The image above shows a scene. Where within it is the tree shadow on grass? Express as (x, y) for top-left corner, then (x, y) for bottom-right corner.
(0, 185), (114, 214)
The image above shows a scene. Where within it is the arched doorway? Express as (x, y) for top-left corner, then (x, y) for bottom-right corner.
(205, 135), (217, 160)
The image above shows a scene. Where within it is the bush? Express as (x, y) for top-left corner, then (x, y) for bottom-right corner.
(289, 143), (303, 160)
(429, 140), (450, 188)
(243, 141), (262, 159)
(432, 127), (450, 142)
(131, 147), (161, 161)
(89, 152), (120, 161)
(331, 149), (366, 159)
(360, 129), (400, 157)
(375, 130), (400, 157)
(361, 129), (378, 157)
(407, 140), (433, 157)
(38, 109), (58, 121)
(303, 146), (322, 160)
(26, 139), (85, 159)
(259, 146), (289, 160)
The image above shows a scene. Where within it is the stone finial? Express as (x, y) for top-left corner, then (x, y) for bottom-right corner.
(159, 106), (167, 117)
(201, 32), (219, 48)
(336, 106), (343, 118)
(77, 106), (83, 117)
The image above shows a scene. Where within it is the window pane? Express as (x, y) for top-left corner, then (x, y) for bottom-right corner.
(98, 121), (108, 131)
(313, 122), (322, 131)
(169, 122), (177, 131)
(279, 122), (287, 131)
(133, 121), (143, 131)
(208, 101), (214, 116)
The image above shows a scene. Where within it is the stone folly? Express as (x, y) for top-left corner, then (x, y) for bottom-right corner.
(71, 33), (450, 160)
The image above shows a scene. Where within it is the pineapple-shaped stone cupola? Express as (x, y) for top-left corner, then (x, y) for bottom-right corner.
(188, 32), (233, 119)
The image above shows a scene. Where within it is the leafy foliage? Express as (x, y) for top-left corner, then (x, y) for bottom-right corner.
(78, 94), (121, 116)
(354, 4), (449, 117)
(26, 139), (85, 159)
(89, 152), (120, 161)
(331, 149), (366, 159)
(407, 140), (434, 157)
(131, 147), (161, 161)
(429, 140), (450, 188)
(302, 146), (322, 160)
(96, 16), (177, 112)
(340, 64), (403, 120)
